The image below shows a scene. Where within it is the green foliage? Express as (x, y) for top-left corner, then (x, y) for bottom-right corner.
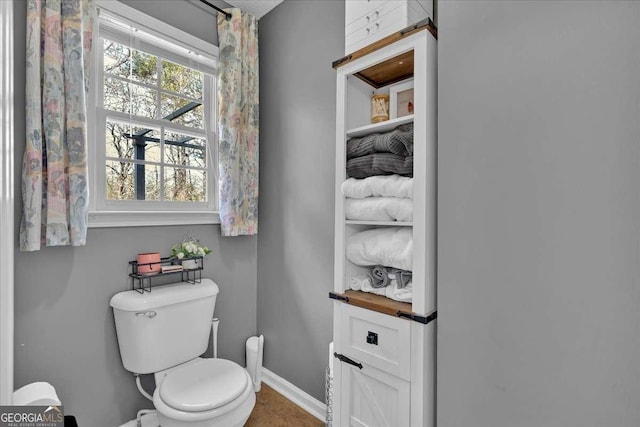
(171, 235), (212, 259)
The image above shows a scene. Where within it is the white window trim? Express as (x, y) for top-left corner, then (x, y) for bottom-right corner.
(89, 1), (220, 228)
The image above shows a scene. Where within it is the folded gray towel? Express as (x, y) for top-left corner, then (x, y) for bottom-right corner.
(369, 266), (389, 288)
(368, 266), (413, 289)
(347, 124), (414, 160)
(347, 154), (413, 179)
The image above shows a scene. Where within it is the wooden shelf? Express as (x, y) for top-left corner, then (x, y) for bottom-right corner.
(333, 19), (437, 89)
(347, 115), (414, 138)
(331, 290), (436, 324)
(339, 290), (412, 317)
(346, 220), (413, 227)
(355, 50), (414, 89)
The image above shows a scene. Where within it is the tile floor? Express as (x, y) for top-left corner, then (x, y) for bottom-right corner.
(245, 384), (324, 427)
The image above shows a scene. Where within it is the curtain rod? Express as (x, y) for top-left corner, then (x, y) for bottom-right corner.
(197, 0), (232, 20)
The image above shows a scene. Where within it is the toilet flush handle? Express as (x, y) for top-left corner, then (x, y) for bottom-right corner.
(135, 311), (157, 318)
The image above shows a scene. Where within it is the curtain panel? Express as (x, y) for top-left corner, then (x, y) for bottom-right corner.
(20, 0), (94, 251)
(217, 9), (259, 236)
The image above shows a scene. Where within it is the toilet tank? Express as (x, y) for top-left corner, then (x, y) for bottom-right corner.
(110, 279), (219, 374)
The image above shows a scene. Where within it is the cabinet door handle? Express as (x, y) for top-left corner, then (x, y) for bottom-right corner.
(334, 352), (363, 369)
(366, 331), (378, 345)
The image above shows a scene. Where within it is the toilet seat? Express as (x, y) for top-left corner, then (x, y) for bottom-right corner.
(153, 358), (255, 424)
(159, 358), (248, 412)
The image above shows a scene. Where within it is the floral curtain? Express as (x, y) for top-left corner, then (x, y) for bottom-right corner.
(20, 0), (94, 251)
(217, 9), (259, 236)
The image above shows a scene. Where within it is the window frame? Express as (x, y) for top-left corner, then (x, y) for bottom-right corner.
(88, 1), (220, 228)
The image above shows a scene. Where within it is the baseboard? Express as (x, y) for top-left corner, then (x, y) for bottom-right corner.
(261, 368), (327, 422)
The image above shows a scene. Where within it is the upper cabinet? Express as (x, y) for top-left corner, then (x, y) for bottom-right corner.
(345, 0), (433, 54)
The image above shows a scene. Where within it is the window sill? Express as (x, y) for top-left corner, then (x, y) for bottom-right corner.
(88, 210), (220, 228)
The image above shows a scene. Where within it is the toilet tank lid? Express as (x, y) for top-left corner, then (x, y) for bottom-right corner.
(110, 279), (219, 311)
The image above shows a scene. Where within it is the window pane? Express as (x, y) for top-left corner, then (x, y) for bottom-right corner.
(142, 164), (161, 201)
(161, 94), (203, 129)
(106, 160), (134, 200)
(162, 60), (203, 99)
(105, 120), (160, 161)
(106, 160), (160, 201)
(130, 82), (158, 119)
(103, 39), (131, 80)
(104, 78), (157, 119)
(103, 39), (157, 85)
(103, 77), (129, 114)
(164, 131), (206, 168)
(164, 168), (206, 202)
(133, 126), (162, 162)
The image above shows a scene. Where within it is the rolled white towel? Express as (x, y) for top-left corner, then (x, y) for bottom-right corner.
(342, 175), (413, 199)
(349, 275), (371, 291)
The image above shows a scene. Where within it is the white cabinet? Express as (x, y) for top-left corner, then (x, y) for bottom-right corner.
(345, 0), (433, 54)
(332, 23), (437, 427)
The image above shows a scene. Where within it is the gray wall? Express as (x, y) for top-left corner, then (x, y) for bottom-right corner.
(13, 1), (257, 426)
(257, 0), (343, 402)
(438, 1), (640, 426)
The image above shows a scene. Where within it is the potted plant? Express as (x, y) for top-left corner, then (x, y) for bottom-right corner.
(171, 235), (212, 270)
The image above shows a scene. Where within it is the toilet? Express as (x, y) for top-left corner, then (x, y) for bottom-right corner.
(110, 279), (255, 427)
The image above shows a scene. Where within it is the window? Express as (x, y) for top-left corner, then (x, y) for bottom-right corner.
(89, 2), (219, 227)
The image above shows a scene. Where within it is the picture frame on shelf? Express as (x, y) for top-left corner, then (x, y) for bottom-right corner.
(389, 78), (414, 119)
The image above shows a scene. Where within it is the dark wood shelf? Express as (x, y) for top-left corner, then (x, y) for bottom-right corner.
(330, 290), (437, 324)
(332, 18), (437, 89)
(343, 290), (412, 315)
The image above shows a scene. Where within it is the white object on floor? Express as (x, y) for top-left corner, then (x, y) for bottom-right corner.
(245, 335), (264, 392)
(12, 382), (60, 406)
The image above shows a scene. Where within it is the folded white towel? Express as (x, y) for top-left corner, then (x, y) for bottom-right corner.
(350, 275), (413, 303)
(342, 175), (413, 199)
(345, 197), (413, 222)
(385, 281), (413, 303)
(346, 227), (413, 271)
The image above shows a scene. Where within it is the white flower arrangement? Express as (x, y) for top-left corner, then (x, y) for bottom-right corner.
(171, 235), (212, 260)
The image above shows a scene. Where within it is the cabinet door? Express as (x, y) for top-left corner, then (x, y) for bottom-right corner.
(339, 361), (410, 427)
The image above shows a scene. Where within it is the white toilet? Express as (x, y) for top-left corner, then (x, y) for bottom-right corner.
(110, 279), (255, 427)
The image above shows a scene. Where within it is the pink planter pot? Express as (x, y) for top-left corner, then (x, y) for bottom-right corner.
(137, 252), (161, 274)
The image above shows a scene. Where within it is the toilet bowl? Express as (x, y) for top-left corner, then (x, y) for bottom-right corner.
(153, 358), (255, 427)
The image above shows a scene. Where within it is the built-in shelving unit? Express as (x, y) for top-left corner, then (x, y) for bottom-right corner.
(331, 22), (437, 427)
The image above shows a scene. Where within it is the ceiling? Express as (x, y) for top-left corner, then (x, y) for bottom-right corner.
(226, 0), (284, 19)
